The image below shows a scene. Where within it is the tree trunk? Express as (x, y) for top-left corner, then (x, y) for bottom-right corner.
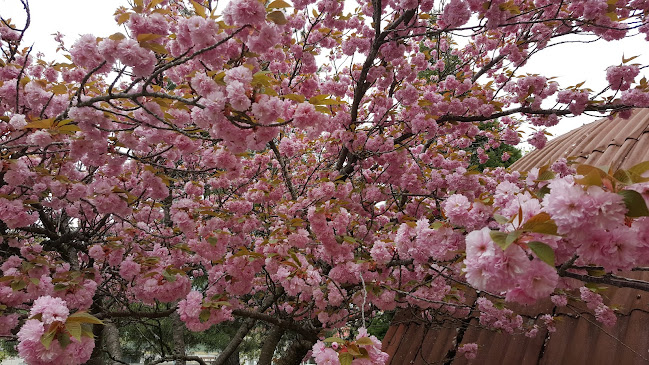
(214, 318), (256, 365)
(257, 326), (284, 365)
(104, 321), (123, 365)
(224, 347), (240, 365)
(275, 339), (315, 365)
(86, 323), (105, 365)
(171, 311), (187, 365)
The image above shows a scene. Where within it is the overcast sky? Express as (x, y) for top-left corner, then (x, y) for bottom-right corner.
(2, 0), (647, 143)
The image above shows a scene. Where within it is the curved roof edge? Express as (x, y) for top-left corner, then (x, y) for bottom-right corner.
(510, 108), (649, 172)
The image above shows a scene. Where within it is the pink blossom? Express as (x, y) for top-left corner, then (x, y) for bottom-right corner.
(606, 64), (639, 91)
(395, 83), (419, 106)
(9, 114), (27, 129)
(70, 34), (105, 70)
(551, 294), (568, 307)
(30, 296), (69, 324)
(0, 198), (38, 229)
(27, 130), (53, 147)
(506, 259), (558, 304)
(440, 0), (471, 28)
(247, 23), (280, 53)
(119, 257), (141, 281)
(115, 39), (157, 77)
(465, 228), (496, 259)
(458, 343), (478, 360)
(293, 102), (318, 129)
(312, 342), (340, 365)
(442, 194), (472, 226)
(0, 313), (19, 336)
(223, 0), (266, 27)
(542, 179), (593, 233)
(17, 319), (94, 365)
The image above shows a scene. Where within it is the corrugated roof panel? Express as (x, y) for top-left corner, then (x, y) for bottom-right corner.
(420, 325), (456, 364)
(511, 108), (649, 172)
(451, 318), (548, 365)
(538, 312), (649, 365)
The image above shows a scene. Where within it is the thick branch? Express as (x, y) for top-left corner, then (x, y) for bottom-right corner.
(231, 309), (318, 341)
(560, 270), (649, 292)
(149, 356), (207, 365)
(436, 104), (630, 124)
(102, 307), (177, 319)
(269, 140), (297, 200)
(213, 318), (257, 365)
(258, 326), (285, 365)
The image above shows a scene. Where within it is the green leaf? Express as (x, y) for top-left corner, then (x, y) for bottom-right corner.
(67, 312), (104, 325)
(57, 332), (71, 349)
(283, 93), (306, 103)
(528, 241), (555, 266)
(586, 268), (606, 277)
(267, 10), (288, 25)
(11, 279), (27, 291)
(489, 231), (508, 249)
(584, 283), (607, 292)
(136, 33), (162, 42)
(629, 161), (649, 176)
(23, 118), (54, 129)
(339, 352), (353, 365)
(575, 168), (603, 186)
(41, 329), (57, 350)
(536, 170), (555, 181)
(490, 230), (520, 250)
(522, 212), (558, 235)
(81, 323), (95, 338)
(536, 185), (551, 199)
(346, 344), (362, 357)
(66, 321), (82, 341)
(309, 94), (344, 106)
(493, 214), (511, 224)
(505, 230), (521, 247)
(56, 124), (82, 134)
(324, 336), (345, 343)
(162, 268), (177, 282)
(268, 0), (291, 8)
(199, 309), (211, 323)
(619, 190), (649, 217)
(355, 337), (374, 346)
(190, 0), (207, 17)
(613, 169), (632, 184)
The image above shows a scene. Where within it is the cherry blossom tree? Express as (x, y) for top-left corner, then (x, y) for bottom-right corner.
(3, 0), (649, 364)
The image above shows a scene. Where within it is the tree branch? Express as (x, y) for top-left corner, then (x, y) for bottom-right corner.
(149, 356), (207, 365)
(560, 270), (649, 292)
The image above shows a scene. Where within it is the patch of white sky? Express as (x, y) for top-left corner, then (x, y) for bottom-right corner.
(519, 32), (648, 139)
(448, 15), (649, 148)
(2, 0), (647, 145)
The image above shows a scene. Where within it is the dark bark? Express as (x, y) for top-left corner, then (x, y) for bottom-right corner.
(213, 318), (256, 365)
(224, 348), (240, 365)
(104, 321), (123, 365)
(86, 323), (105, 365)
(257, 326), (285, 365)
(149, 356), (207, 365)
(171, 311), (187, 365)
(275, 339), (315, 365)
